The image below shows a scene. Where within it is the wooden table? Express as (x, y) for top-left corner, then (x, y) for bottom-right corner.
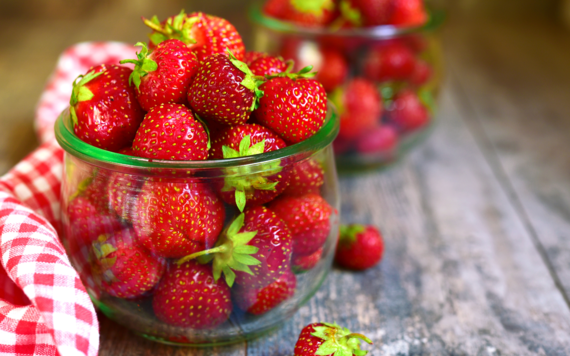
(1, 1), (570, 354)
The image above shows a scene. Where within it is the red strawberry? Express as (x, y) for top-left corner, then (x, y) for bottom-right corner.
(249, 56), (288, 77)
(143, 11), (245, 62)
(282, 0), (337, 27)
(386, 89), (429, 133)
(188, 52), (264, 127)
(152, 260), (232, 329)
(410, 59), (432, 86)
(335, 224), (384, 270)
(294, 323), (373, 356)
(292, 248), (323, 272)
(355, 125), (398, 154)
(91, 229), (166, 299)
(107, 172), (142, 222)
(315, 48), (348, 92)
(255, 68), (327, 144)
(69, 64), (144, 152)
(177, 207), (293, 289)
(132, 103), (208, 160)
(118, 146), (136, 156)
(209, 124), (286, 159)
(269, 193), (332, 257)
(233, 269), (296, 315)
(120, 40), (198, 111)
(68, 196), (123, 246)
(133, 178), (225, 258)
(389, 0), (428, 27)
(263, 0), (289, 19)
(339, 0), (393, 27)
(243, 51), (269, 66)
(281, 158), (324, 197)
(334, 78), (382, 140)
(363, 43), (416, 82)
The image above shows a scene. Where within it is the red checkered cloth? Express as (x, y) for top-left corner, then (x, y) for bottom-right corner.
(0, 42), (137, 356)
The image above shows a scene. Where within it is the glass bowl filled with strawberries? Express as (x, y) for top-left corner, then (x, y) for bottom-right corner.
(250, 0), (444, 172)
(55, 10), (340, 346)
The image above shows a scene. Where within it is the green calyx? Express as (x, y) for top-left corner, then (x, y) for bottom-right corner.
(92, 235), (119, 283)
(291, 0), (334, 15)
(378, 81), (406, 108)
(143, 9), (199, 46)
(266, 64), (317, 81)
(119, 42), (158, 89)
(176, 213), (261, 287)
(226, 48), (265, 111)
(339, 0), (363, 27)
(69, 70), (104, 126)
(339, 224), (366, 246)
(222, 135), (282, 212)
(312, 322), (373, 356)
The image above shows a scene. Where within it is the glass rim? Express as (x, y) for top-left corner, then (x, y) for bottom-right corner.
(55, 102), (339, 169)
(249, 2), (445, 39)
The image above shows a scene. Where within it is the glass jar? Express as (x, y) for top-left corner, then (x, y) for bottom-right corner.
(55, 105), (340, 346)
(250, 5), (444, 172)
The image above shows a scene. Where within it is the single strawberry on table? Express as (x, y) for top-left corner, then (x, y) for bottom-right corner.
(120, 40), (199, 111)
(90, 228), (166, 299)
(69, 64), (144, 152)
(233, 269), (296, 315)
(152, 260), (232, 329)
(294, 322), (373, 356)
(132, 103), (209, 160)
(335, 224), (384, 270)
(177, 206), (293, 290)
(187, 50), (265, 127)
(255, 66), (327, 144)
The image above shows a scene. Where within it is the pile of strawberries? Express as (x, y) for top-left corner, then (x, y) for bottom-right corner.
(66, 10), (337, 331)
(262, 0), (436, 163)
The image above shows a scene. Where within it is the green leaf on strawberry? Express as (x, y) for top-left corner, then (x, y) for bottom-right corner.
(226, 49), (265, 111)
(119, 42), (158, 89)
(69, 70), (104, 126)
(143, 9), (199, 46)
(311, 322), (373, 356)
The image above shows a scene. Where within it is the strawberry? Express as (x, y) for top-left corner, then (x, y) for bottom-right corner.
(315, 48), (348, 92)
(68, 196), (123, 246)
(355, 125), (398, 155)
(389, 0), (428, 27)
(292, 248), (323, 272)
(294, 322), (373, 356)
(177, 207), (293, 289)
(335, 224), (384, 270)
(363, 43), (416, 82)
(133, 178), (225, 258)
(282, 0), (337, 27)
(255, 67), (327, 144)
(209, 124), (287, 160)
(249, 56), (288, 77)
(281, 158), (324, 197)
(243, 51), (269, 65)
(386, 89), (429, 133)
(269, 193), (332, 257)
(107, 172), (142, 222)
(339, 0), (393, 27)
(233, 269), (296, 315)
(132, 103), (208, 160)
(152, 260), (232, 329)
(187, 51), (264, 127)
(69, 64), (144, 152)
(263, 0), (289, 19)
(143, 11), (245, 62)
(91, 229), (166, 299)
(120, 40), (198, 111)
(118, 146), (136, 156)
(410, 59), (432, 86)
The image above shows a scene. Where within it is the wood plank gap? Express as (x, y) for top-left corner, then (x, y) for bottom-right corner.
(448, 63), (570, 311)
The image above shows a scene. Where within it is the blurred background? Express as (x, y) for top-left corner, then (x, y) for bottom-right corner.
(0, 0), (569, 174)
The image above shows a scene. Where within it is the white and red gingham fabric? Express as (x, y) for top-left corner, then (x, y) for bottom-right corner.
(0, 42), (137, 356)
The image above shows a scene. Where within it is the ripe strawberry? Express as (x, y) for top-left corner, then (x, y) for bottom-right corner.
(339, 0), (393, 27)
(133, 178), (225, 258)
(68, 196), (123, 246)
(107, 172), (142, 222)
(120, 40), (198, 111)
(91, 229), (166, 299)
(152, 260), (232, 329)
(177, 207), (293, 289)
(355, 125), (398, 154)
(233, 269), (296, 315)
(209, 124), (287, 159)
(118, 146), (136, 156)
(335, 224), (384, 270)
(410, 59), (432, 86)
(363, 43), (416, 82)
(188, 51), (264, 127)
(389, 0), (428, 27)
(243, 51), (268, 66)
(255, 68), (327, 144)
(292, 248), (323, 272)
(282, 0), (337, 27)
(69, 64), (144, 152)
(294, 322), (373, 356)
(386, 89), (429, 133)
(315, 48), (348, 92)
(263, 0), (289, 19)
(249, 56), (288, 77)
(281, 158), (324, 197)
(143, 11), (245, 62)
(132, 103), (208, 160)
(269, 193), (332, 257)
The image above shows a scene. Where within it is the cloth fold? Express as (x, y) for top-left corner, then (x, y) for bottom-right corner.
(0, 42), (137, 356)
